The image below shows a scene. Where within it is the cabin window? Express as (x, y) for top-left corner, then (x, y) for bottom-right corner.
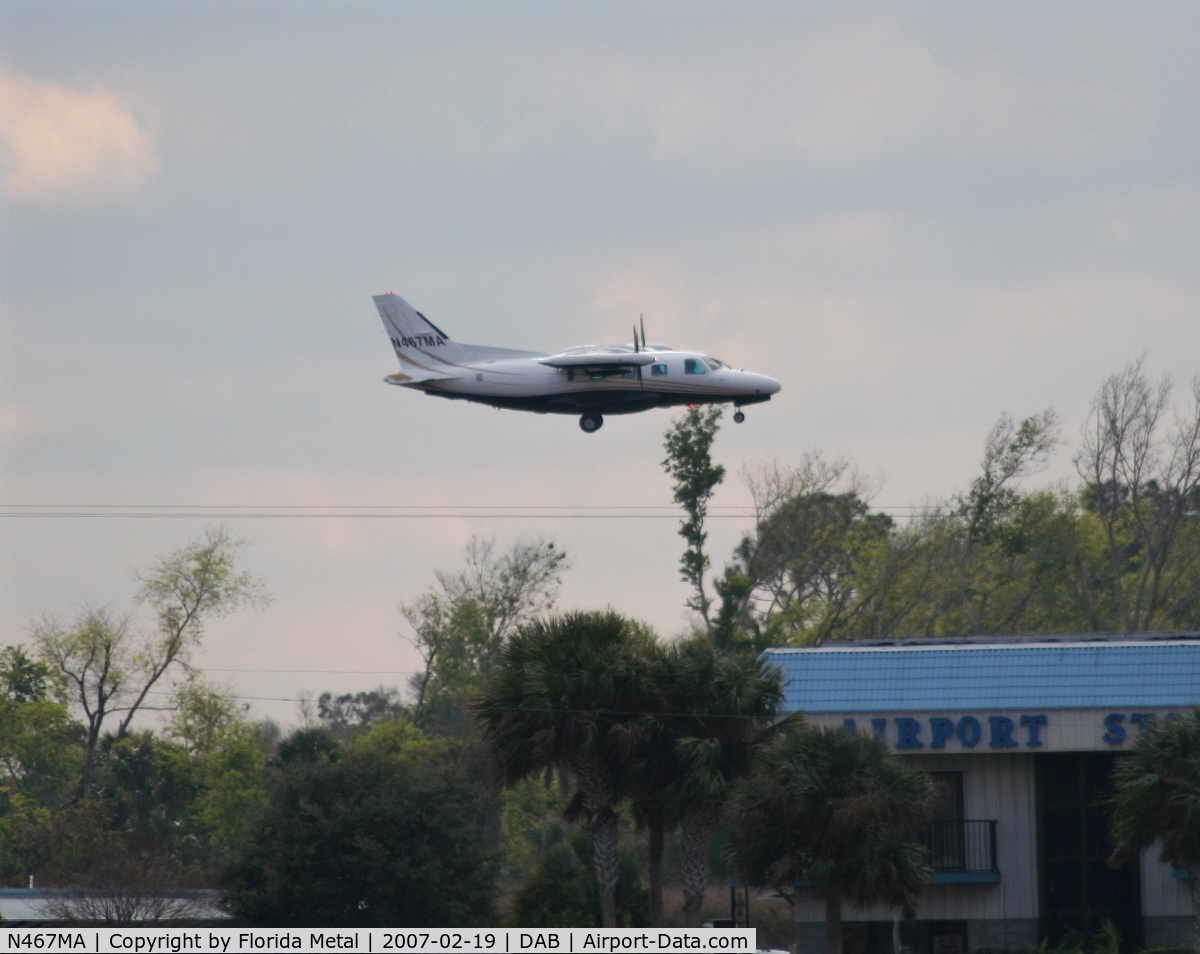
(651, 364), (668, 376)
(684, 359), (707, 375)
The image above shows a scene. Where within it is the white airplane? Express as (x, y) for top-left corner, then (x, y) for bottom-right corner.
(373, 292), (781, 433)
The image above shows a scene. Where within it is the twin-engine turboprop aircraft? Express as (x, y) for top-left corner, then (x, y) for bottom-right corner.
(373, 292), (781, 432)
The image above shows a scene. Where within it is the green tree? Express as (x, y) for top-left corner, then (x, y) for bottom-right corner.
(273, 726), (340, 767)
(474, 610), (660, 928)
(663, 407), (725, 632)
(1075, 360), (1200, 631)
(223, 744), (497, 927)
(167, 676), (267, 851)
(403, 536), (568, 720)
(952, 410), (1062, 634)
(499, 775), (567, 884)
(33, 529), (267, 791)
(95, 732), (197, 844)
(125, 527), (270, 736)
(629, 640), (790, 926)
(33, 609), (132, 793)
(713, 457), (894, 647)
(317, 687), (406, 738)
(510, 829), (649, 928)
(1108, 708), (1200, 947)
(728, 724), (934, 954)
(665, 642), (791, 927)
(0, 646), (80, 805)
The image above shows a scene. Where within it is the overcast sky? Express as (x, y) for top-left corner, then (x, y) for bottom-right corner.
(3, 1), (1199, 725)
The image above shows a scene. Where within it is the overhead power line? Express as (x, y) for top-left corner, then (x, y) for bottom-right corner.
(0, 503), (927, 519)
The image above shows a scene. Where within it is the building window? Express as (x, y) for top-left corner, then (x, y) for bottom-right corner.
(927, 772), (966, 870)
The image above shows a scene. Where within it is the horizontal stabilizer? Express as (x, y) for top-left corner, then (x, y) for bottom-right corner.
(540, 352), (657, 368)
(384, 368), (457, 386)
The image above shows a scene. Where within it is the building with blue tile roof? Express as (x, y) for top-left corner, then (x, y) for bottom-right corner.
(758, 634), (1200, 954)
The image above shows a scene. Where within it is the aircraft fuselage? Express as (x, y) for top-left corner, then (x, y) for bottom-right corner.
(374, 292), (781, 431)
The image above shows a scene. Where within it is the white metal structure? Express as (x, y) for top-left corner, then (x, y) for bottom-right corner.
(373, 292), (781, 432)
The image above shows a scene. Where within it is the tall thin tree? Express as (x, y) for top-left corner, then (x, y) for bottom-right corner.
(663, 407), (725, 632)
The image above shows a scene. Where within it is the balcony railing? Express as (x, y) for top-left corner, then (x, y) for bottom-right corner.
(920, 820), (997, 873)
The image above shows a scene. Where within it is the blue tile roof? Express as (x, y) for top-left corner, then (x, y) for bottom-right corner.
(761, 641), (1200, 713)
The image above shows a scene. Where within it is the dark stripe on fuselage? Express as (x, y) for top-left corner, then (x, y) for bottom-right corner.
(415, 388), (772, 415)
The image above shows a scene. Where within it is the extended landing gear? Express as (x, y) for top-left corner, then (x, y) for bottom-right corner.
(579, 412), (604, 433)
(733, 410), (746, 424)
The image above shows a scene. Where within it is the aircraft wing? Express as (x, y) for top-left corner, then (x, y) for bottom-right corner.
(539, 352), (657, 368)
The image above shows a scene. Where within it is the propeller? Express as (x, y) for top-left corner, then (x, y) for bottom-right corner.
(634, 316), (644, 385)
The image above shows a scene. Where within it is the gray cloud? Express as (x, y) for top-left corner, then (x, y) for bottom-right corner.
(4, 2), (1199, 724)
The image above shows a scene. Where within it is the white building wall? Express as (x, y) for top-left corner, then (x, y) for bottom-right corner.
(790, 753), (1038, 923)
(1141, 844), (1194, 917)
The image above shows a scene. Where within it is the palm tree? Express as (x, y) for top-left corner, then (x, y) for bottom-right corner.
(1109, 708), (1200, 948)
(655, 640), (792, 927)
(727, 724), (934, 954)
(473, 610), (659, 928)
(623, 717), (676, 927)
(624, 640), (790, 926)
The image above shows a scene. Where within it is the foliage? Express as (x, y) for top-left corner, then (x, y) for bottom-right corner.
(127, 527), (270, 737)
(715, 457), (892, 648)
(274, 726), (340, 766)
(728, 724), (933, 954)
(317, 687), (406, 737)
(663, 407), (725, 631)
(403, 536), (568, 720)
(3, 795), (206, 899)
(33, 528), (267, 791)
(32, 608), (133, 792)
(1020, 921), (1122, 954)
(0, 646), (63, 703)
(1075, 360), (1200, 631)
(0, 788), (54, 884)
(17, 789), (219, 923)
(510, 829), (649, 928)
(0, 647), (80, 805)
(167, 677), (268, 851)
(223, 744), (498, 927)
(474, 610), (661, 928)
(714, 365), (1200, 645)
(1109, 708), (1200, 946)
(630, 639), (791, 925)
(95, 732), (198, 845)
(498, 775), (566, 883)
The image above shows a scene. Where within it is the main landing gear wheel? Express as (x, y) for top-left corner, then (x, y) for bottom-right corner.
(579, 412), (604, 433)
(733, 410), (746, 424)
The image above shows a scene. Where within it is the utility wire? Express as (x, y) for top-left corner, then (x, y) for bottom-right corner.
(0, 503), (927, 519)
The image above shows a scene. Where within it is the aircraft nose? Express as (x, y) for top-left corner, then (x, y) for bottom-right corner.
(757, 373), (781, 395)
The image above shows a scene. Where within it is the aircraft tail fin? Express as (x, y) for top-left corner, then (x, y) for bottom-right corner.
(373, 292), (464, 379)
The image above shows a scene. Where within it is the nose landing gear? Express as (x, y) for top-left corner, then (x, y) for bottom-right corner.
(733, 409), (745, 424)
(579, 412), (604, 433)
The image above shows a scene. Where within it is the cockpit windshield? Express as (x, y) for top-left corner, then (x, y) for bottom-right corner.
(703, 357), (725, 371)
